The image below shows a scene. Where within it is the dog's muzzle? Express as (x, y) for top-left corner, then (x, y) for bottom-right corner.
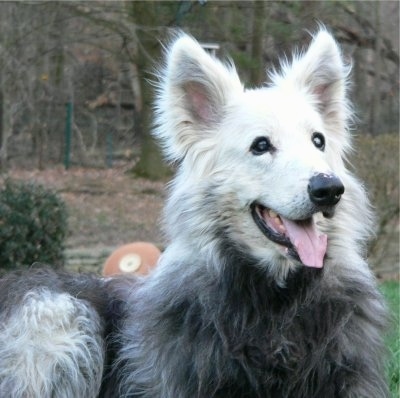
(251, 173), (344, 268)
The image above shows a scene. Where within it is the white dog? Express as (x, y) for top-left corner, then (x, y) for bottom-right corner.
(0, 30), (388, 398)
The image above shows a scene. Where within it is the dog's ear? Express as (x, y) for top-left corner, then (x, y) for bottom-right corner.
(154, 35), (243, 163)
(273, 30), (351, 136)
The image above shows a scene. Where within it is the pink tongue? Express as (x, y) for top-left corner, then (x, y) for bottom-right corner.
(281, 218), (327, 268)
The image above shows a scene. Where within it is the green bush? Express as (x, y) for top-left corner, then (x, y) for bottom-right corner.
(0, 180), (68, 270)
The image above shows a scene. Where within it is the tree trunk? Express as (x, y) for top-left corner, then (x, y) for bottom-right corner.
(249, 1), (266, 86)
(127, 1), (170, 179)
(132, 62), (169, 179)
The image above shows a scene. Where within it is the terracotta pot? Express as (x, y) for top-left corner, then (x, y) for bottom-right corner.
(103, 242), (161, 276)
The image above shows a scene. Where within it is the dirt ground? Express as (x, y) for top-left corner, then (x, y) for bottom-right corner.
(4, 165), (399, 279)
(6, 166), (166, 273)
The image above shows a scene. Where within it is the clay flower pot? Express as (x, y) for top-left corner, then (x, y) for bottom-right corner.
(103, 242), (161, 276)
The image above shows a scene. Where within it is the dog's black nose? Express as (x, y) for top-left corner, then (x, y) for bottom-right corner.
(308, 173), (344, 207)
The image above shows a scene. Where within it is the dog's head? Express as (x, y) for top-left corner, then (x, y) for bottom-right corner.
(155, 30), (368, 279)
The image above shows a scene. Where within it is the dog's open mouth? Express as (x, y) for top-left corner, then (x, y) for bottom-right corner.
(251, 203), (327, 268)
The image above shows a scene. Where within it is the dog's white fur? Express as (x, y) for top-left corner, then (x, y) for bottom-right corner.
(0, 289), (104, 398)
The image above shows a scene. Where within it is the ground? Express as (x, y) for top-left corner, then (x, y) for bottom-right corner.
(6, 166), (166, 273)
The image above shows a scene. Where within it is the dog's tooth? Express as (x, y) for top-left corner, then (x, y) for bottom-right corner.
(269, 210), (278, 218)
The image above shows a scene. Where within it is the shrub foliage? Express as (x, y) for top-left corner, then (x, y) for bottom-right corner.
(0, 180), (68, 270)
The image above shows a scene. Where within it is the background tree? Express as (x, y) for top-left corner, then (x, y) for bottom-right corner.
(0, 0), (397, 172)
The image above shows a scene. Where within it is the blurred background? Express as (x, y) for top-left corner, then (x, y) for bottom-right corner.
(0, 1), (398, 278)
(0, 1), (397, 169)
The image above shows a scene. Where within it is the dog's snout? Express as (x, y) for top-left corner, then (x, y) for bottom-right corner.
(308, 173), (344, 207)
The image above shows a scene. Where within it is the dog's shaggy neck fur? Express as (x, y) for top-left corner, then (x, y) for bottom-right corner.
(113, 235), (387, 398)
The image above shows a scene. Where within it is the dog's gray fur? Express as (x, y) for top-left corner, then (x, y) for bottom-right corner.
(0, 30), (389, 398)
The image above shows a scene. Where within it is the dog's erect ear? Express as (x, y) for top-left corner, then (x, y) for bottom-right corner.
(154, 35), (243, 163)
(273, 30), (351, 136)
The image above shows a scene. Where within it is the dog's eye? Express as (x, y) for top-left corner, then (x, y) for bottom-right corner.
(250, 136), (273, 155)
(312, 132), (325, 151)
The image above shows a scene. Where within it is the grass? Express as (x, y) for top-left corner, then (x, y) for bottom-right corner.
(380, 280), (400, 397)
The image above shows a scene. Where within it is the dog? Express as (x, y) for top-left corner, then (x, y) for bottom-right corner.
(0, 30), (389, 397)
